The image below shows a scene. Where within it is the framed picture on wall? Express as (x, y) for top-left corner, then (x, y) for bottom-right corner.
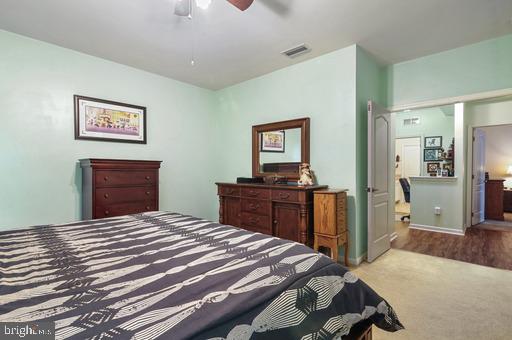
(424, 136), (442, 148)
(260, 130), (285, 152)
(427, 162), (440, 173)
(74, 95), (147, 144)
(424, 148), (442, 161)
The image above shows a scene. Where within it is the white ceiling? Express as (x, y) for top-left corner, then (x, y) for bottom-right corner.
(1, 0), (511, 90)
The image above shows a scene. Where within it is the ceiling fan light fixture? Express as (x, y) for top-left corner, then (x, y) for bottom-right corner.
(195, 0), (212, 10)
(174, 0), (192, 16)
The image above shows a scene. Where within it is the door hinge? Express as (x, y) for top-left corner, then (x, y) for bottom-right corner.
(472, 174), (475, 180)
(473, 136), (475, 142)
(471, 212), (474, 217)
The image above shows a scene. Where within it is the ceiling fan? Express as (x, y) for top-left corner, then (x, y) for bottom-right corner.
(175, 0), (254, 17)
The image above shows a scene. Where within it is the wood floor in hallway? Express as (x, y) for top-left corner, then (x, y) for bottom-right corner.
(391, 221), (512, 271)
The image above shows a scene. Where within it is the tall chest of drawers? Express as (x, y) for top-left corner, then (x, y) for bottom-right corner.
(216, 183), (327, 246)
(80, 159), (162, 219)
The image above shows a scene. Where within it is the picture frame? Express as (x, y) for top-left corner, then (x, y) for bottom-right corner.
(424, 136), (442, 148)
(424, 148), (442, 161)
(427, 162), (440, 173)
(260, 130), (285, 152)
(74, 95), (147, 144)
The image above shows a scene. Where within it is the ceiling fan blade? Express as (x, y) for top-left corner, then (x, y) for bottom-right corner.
(227, 0), (254, 11)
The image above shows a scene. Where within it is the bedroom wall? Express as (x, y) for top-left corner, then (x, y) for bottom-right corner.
(215, 46), (360, 260)
(355, 47), (386, 261)
(0, 30), (219, 229)
(385, 33), (512, 107)
(479, 125), (512, 188)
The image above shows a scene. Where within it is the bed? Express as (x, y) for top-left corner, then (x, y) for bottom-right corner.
(0, 211), (403, 339)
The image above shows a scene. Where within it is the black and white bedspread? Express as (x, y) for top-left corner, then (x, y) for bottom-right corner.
(0, 212), (403, 339)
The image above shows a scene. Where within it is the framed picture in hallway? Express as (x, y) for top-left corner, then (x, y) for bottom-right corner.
(425, 136), (442, 148)
(424, 148), (442, 161)
(427, 162), (440, 173)
(74, 95), (147, 144)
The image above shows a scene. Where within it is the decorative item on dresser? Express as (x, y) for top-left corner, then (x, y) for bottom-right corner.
(216, 183), (327, 245)
(80, 159), (162, 219)
(485, 179), (505, 220)
(313, 189), (349, 266)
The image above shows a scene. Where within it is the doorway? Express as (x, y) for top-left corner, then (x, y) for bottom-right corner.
(470, 124), (512, 230)
(395, 137), (421, 222)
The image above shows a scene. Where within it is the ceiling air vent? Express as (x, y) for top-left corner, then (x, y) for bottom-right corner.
(282, 44), (311, 58)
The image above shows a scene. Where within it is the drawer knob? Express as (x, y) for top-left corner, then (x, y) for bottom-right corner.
(248, 190), (259, 196)
(273, 220), (278, 224)
(279, 193), (290, 199)
(146, 191), (151, 195)
(146, 206), (151, 210)
(103, 176), (109, 181)
(249, 203), (260, 210)
(145, 176), (150, 180)
(104, 193), (109, 199)
(226, 188), (234, 194)
(105, 210), (110, 215)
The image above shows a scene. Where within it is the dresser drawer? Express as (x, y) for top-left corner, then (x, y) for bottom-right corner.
(219, 185), (240, 197)
(272, 189), (299, 202)
(241, 187), (270, 199)
(241, 212), (271, 234)
(95, 201), (156, 219)
(95, 170), (157, 187)
(96, 187), (156, 205)
(241, 199), (271, 216)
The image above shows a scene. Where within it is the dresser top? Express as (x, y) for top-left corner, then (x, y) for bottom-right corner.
(313, 188), (348, 194)
(80, 158), (162, 169)
(216, 182), (327, 191)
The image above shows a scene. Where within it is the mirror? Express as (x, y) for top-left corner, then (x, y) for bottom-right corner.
(252, 118), (310, 180)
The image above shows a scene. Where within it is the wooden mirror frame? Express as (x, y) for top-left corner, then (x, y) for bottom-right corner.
(252, 117), (310, 180)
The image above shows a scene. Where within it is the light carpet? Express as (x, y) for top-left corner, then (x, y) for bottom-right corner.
(351, 249), (512, 340)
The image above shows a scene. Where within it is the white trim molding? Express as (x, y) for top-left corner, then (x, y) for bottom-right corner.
(409, 223), (465, 236)
(389, 88), (512, 112)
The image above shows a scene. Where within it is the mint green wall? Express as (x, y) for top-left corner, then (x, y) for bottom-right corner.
(0, 30), (219, 229)
(216, 46), (359, 260)
(386, 34), (512, 107)
(355, 47), (385, 259)
(395, 107), (454, 176)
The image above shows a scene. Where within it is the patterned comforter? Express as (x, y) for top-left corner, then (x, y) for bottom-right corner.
(0, 212), (403, 339)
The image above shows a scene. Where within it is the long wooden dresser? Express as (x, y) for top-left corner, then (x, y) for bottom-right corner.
(216, 183), (327, 245)
(80, 159), (162, 219)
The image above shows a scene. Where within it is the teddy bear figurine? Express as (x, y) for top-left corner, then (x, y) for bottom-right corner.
(298, 163), (314, 186)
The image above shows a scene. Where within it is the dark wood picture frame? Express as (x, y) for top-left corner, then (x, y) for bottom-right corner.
(260, 130), (286, 153)
(74, 95), (147, 144)
(424, 148), (442, 161)
(427, 162), (440, 173)
(252, 117), (310, 180)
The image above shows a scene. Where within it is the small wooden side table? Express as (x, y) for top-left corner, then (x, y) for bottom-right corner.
(313, 189), (349, 266)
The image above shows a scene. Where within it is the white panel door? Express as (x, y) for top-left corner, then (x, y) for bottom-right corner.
(472, 128), (486, 225)
(368, 101), (392, 262)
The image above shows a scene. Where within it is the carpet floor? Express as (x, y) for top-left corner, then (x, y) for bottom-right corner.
(351, 249), (512, 340)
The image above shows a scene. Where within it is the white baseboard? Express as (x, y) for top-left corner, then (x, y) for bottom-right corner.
(409, 223), (465, 235)
(348, 252), (367, 266)
(390, 231), (398, 241)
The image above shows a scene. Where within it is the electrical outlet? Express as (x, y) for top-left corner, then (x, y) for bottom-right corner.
(434, 207), (442, 215)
